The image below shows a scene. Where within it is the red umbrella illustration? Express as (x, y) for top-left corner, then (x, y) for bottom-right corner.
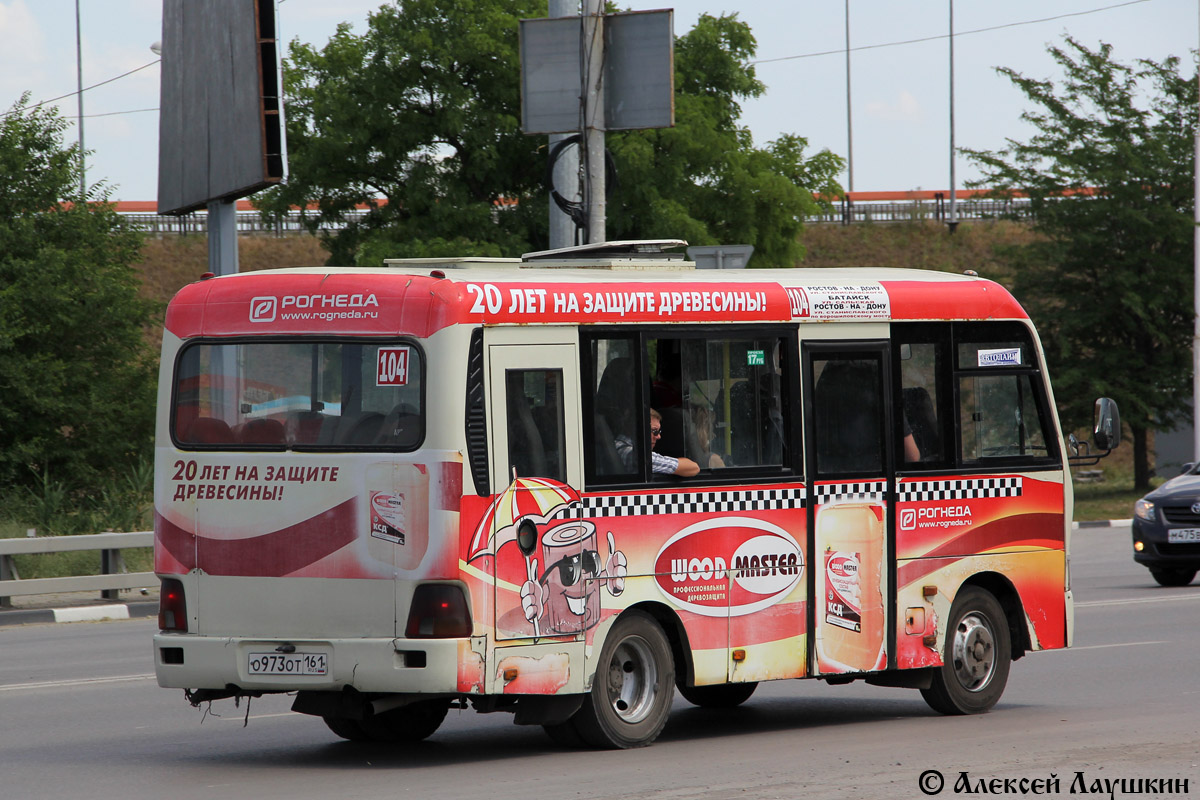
(468, 477), (581, 639)
(467, 477), (581, 562)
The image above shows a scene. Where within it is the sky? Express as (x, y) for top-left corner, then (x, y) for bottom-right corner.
(0, 0), (1193, 202)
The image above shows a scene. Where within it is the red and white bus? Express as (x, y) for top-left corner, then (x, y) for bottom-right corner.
(153, 240), (1118, 748)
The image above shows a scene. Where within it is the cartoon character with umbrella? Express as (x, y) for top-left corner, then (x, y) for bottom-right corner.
(469, 478), (626, 637)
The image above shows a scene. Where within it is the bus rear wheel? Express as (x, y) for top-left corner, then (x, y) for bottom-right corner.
(323, 699), (448, 743)
(921, 586), (1011, 715)
(677, 680), (757, 709)
(571, 610), (675, 749)
(322, 716), (372, 742)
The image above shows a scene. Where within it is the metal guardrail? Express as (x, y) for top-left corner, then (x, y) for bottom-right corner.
(119, 195), (1035, 236)
(0, 531), (155, 607)
(809, 195), (1032, 225)
(120, 212), (333, 237)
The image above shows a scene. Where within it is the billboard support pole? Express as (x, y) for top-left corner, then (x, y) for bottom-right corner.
(521, 7), (672, 246)
(548, 0), (579, 250)
(583, 0), (605, 244)
(208, 200), (239, 277)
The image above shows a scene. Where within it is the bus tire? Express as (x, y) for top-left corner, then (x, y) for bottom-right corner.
(921, 586), (1011, 715)
(325, 700), (448, 743)
(322, 716), (372, 742)
(677, 680), (757, 709)
(572, 610), (675, 749)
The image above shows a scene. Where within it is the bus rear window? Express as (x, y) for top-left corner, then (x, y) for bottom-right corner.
(172, 340), (424, 450)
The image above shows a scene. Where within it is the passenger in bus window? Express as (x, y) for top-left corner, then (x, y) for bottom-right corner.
(615, 409), (699, 476)
(691, 404), (725, 469)
(902, 415), (921, 462)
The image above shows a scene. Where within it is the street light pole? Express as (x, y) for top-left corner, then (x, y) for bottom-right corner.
(1192, 0), (1200, 462)
(75, 0), (85, 199)
(948, 0), (958, 233)
(844, 0), (853, 193)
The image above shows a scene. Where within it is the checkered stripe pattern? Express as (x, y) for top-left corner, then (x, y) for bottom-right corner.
(576, 488), (806, 518)
(896, 477), (1022, 504)
(814, 481), (887, 504)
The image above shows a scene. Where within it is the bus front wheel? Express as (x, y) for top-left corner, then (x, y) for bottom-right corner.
(920, 586), (1011, 715)
(572, 610), (675, 748)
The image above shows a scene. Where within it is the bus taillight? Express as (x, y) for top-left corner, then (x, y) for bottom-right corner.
(159, 578), (187, 632)
(405, 584), (471, 638)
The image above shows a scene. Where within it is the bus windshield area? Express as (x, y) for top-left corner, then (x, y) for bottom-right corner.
(172, 340), (424, 450)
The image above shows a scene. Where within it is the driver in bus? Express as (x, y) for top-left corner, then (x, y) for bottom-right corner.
(615, 408), (700, 477)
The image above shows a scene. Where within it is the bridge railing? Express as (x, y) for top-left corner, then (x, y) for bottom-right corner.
(809, 193), (1032, 225)
(115, 192), (1034, 236)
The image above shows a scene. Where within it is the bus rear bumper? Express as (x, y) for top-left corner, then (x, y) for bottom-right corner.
(153, 633), (463, 694)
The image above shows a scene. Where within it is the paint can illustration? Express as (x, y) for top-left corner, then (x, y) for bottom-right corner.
(816, 502), (884, 672)
(367, 462), (429, 570)
(539, 521), (600, 634)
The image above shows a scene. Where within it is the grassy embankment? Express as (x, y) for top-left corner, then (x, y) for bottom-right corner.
(1071, 443), (1148, 523)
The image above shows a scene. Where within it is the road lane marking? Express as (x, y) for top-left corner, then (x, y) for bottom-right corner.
(216, 712), (294, 722)
(1042, 640), (1167, 652)
(1077, 594), (1200, 608)
(52, 605), (130, 623)
(0, 673), (156, 692)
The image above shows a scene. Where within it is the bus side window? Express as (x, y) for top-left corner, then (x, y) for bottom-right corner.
(505, 369), (566, 482)
(588, 338), (640, 480)
(812, 356), (884, 475)
(958, 373), (1050, 460)
(953, 322), (1056, 463)
(583, 332), (795, 485)
(659, 335), (788, 471)
(898, 341), (944, 464)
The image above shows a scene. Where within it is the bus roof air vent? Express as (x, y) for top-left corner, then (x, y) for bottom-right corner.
(522, 239), (687, 261)
(520, 239), (692, 271)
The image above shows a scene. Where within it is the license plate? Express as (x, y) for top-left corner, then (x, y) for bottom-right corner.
(1167, 529), (1200, 544)
(247, 652), (328, 676)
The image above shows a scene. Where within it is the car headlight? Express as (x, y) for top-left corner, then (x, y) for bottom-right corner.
(1133, 499), (1156, 522)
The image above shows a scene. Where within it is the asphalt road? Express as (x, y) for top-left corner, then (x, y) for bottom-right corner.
(2, 526), (1197, 800)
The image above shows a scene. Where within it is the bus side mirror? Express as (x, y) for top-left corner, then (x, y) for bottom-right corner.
(1093, 398), (1119, 451)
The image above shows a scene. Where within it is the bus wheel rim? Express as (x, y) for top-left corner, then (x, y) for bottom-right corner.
(606, 635), (657, 723)
(951, 612), (996, 692)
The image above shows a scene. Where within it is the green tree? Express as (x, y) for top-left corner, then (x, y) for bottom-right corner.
(963, 38), (1196, 489)
(258, 0), (547, 266)
(0, 95), (157, 492)
(258, 3), (841, 267)
(606, 13), (843, 266)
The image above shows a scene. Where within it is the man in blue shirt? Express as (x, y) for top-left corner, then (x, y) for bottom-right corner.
(615, 408), (700, 477)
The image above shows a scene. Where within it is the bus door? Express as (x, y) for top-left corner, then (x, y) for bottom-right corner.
(803, 341), (894, 676)
(485, 329), (586, 648)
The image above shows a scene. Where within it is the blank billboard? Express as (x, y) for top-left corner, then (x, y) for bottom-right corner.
(157, 0), (284, 215)
(520, 10), (674, 135)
